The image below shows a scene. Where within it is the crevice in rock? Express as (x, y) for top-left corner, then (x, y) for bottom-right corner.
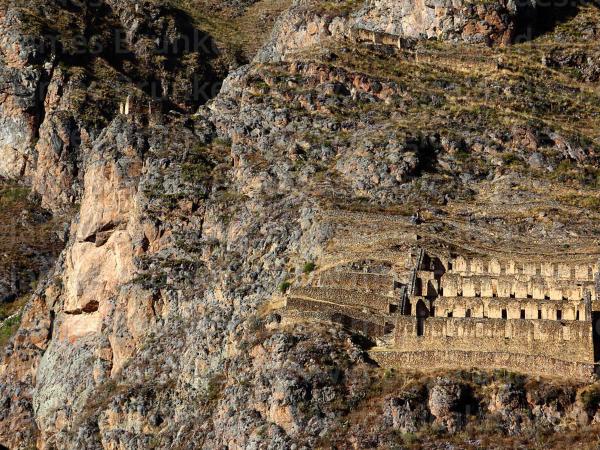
(81, 300), (99, 313)
(65, 300), (98, 315)
(31, 61), (55, 145)
(48, 309), (55, 341)
(82, 221), (121, 245)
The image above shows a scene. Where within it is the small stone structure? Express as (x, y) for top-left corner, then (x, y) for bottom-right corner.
(282, 246), (600, 380)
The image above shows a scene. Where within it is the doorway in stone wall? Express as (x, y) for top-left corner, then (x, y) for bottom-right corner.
(593, 312), (600, 363)
(416, 300), (429, 337)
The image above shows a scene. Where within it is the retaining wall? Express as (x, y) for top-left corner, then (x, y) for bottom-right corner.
(393, 317), (594, 364)
(317, 271), (394, 294)
(370, 349), (595, 381)
(289, 287), (395, 313)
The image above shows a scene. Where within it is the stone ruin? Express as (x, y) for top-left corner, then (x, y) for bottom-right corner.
(281, 244), (600, 380)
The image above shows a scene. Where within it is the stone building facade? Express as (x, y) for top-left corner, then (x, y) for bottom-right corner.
(282, 248), (600, 380)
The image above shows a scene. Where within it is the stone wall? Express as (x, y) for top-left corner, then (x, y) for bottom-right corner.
(349, 27), (414, 49)
(370, 349), (595, 381)
(434, 296), (586, 321)
(284, 297), (390, 337)
(393, 316), (594, 365)
(289, 287), (395, 313)
(316, 271), (394, 295)
(450, 256), (597, 280)
(281, 250), (600, 379)
(441, 273), (595, 301)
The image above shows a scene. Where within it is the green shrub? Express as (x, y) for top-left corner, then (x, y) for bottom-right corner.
(580, 384), (600, 411)
(279, 281), (291, 293)
(303, 262), (316, 274)
(501, 152), (521, 166)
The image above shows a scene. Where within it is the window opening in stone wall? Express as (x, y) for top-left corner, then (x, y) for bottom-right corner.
(448, 312), (453, 318)
(557, 309), (562, 320)
(416, 300), (429, 337)
(576, 310), (580, 321)
(520, 309), (526, 319)
(466, 309), (472, 318)
(502, 309), (507, 319)
(593, 312), (600, 362)
(538, 309), (542, 319)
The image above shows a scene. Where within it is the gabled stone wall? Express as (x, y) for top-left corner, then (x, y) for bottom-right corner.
(434, 296), (586, 321)
(450, 256), (597, 280)
(441, 273), (596, 301)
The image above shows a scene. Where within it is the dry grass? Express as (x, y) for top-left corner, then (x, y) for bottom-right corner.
(167, 0), (292, 59)
(0, 181), (63, 338)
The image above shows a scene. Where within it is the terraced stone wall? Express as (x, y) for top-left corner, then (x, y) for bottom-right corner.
(289, 287), (395, 314)
(316, 271), (395, 295)
(284, 297), (391, 337)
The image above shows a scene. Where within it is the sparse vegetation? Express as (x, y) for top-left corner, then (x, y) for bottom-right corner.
(303, 262), (316, 274)
(580, 383), (600, 412)
(0, 313), (21, 349)
(279, 281), (292, 293)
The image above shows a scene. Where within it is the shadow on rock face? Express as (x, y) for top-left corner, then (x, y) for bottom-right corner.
(513, 0), (591, 42)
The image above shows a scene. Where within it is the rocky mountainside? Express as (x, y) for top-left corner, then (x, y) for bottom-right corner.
(0, 0), (600, 448)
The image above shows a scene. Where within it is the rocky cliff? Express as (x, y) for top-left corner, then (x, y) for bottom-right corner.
(1, 0), (600, 448)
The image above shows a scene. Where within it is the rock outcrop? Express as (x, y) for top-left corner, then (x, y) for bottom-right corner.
(352, 0), (522, 45)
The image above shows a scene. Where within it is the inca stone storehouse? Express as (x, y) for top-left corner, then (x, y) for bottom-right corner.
(283, 236), (600, 380)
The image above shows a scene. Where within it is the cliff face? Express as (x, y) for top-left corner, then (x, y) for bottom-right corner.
(1, 0), (600, 448)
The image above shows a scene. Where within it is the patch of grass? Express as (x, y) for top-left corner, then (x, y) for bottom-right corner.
(501, 152), (522, 167)
(0, 313), (21, 349)
(558, 193), (600, 210)
(0, 182), (64, 302)
(0, 295), (28, 321)
(0, 185), (29, 205)
(181, 160), (214, 183)
(312, 0), (363, 17)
